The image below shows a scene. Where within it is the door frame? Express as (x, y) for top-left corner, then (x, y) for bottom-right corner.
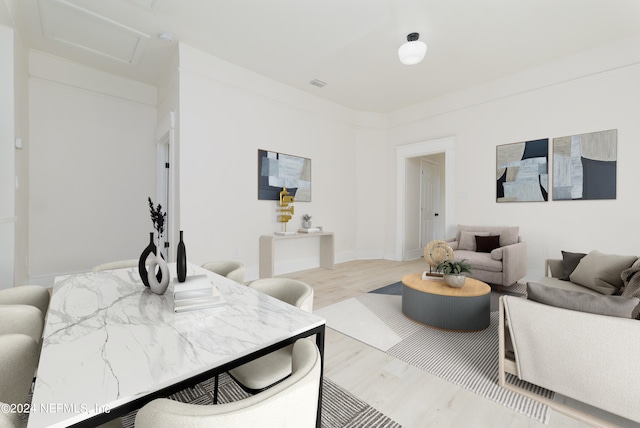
(395, 136), (455, 261)
(156, 111), (176, 261)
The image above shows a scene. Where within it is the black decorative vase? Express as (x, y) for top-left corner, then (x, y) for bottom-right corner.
(177, 230), (187, 282)
(139, 232), (162, 287)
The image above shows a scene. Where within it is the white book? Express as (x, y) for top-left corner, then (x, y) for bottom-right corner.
(174, 275), (225, 313)
(298, 227), (321, 233)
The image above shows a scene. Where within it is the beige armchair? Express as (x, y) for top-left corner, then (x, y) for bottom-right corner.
(445, 225), (527, 289)
(135, 338), (321, 428)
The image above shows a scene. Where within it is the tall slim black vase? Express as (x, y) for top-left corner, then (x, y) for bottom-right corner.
(177, 230), (187, 282)
(139, 232), (162, 287)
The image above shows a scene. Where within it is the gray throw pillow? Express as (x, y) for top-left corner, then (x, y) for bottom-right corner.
(559, 250), (586, 281)
(527, 282), (640, 319)
(569, 250), (638, 295)
(459, 231), (489, 251)
(621, 261), (640, 319)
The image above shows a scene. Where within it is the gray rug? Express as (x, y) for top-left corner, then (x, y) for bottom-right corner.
(316, 283), (554, 424)
(120, 372), (402, 428)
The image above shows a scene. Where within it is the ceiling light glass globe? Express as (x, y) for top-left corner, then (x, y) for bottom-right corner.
(398, 40), (427, 65)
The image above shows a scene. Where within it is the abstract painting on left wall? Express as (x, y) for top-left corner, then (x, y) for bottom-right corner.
(496, 139), (549, 202)
(258, 149), (311, 201)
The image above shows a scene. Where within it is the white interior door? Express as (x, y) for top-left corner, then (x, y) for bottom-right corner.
(420, 159), (441, 248)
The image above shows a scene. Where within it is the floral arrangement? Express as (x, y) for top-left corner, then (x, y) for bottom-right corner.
(148, 197), (166, 238)
(302, 214), (312, 221)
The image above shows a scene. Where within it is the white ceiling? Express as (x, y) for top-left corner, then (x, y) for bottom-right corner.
(6, 0), (640, 112)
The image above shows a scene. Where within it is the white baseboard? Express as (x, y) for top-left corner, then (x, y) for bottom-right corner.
(405, 248), (423, 261)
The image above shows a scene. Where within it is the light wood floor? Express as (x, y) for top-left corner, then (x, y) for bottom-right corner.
(285, 259), (592, 428)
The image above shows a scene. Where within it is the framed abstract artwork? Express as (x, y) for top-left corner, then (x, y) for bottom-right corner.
(496, 139), (549, 202)
(258, 149), (311, 202)
(552, 129), (617, 200)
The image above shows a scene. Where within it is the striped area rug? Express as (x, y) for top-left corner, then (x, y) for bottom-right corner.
(120, 372), (402, 428)
(315, 288), (554, 424)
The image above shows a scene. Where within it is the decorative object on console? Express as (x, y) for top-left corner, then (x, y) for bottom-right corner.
(552, 129), (617, 201)
(496, 139), (548, 202)
(147, 197), (170, 295)
(301, 213), (312, 229)
(275, 187), (296, 235)
(436, 259), (473, 288)
(257, 149), (311, 202)
(177, 230), (187, 283)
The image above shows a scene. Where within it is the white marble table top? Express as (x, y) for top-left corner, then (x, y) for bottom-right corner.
(28, 263), (325, 428)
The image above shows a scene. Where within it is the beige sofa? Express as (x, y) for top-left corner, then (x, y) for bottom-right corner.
(445, 225), (527, 289)
(499, 251), (640, 425)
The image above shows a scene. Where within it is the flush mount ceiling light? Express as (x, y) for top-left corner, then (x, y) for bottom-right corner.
(158, 32), (175, 43)
(398, 32), (427, 65)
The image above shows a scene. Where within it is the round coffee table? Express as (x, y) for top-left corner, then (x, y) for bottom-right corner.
(401, 273), (491, 331)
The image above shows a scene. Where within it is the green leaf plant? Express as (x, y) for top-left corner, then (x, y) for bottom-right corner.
(436, 259), (473, 275)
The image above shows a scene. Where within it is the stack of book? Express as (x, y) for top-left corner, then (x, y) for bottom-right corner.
(298, 227), (322, 233)
(173, 275), (225, 313)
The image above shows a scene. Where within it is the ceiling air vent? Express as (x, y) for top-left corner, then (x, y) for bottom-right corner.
(310, 79), (327, 88)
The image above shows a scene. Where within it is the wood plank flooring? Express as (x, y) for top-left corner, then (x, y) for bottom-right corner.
(285, 259), (593, 428)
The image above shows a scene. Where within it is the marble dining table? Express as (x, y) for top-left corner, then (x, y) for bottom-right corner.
(27, 263), (325, 428)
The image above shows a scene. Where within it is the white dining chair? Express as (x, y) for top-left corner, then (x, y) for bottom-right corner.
(0, 285), (50, 319)
(134, 338), (321, 428)
(227, 278), (314, 394)
(91, 259), (140, 272)
(0, 334), (40, 428)
(201, 261), (245, 284)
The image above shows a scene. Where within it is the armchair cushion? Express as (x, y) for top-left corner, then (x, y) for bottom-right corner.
(456, 225), (519, 247)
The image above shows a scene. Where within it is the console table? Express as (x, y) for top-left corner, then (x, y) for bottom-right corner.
(259, 232), (335, 278)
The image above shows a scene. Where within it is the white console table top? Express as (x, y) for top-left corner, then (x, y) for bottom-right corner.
(28, 263), (324, 428)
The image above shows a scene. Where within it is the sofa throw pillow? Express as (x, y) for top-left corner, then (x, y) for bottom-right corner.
(569, 251), (638, 295)
(475, 235), (501, 253)
(621, 261), (640, 319)
(559, 251), (587, 281)
(527, 282), (640, 319)
(459, 231), (489, 251)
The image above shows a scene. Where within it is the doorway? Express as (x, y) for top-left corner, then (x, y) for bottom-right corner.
(395, 136), (455, 261)
(420, 158), (441, 249)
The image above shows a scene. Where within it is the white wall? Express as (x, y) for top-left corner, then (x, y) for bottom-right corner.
(0, 24), (15, 289)
(13, 20), (30, 287)
(28, 52), (158, 283)
(387, 35), (640, 280)
(354, 112), (387, 260)
(178, 44), (359, 280)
